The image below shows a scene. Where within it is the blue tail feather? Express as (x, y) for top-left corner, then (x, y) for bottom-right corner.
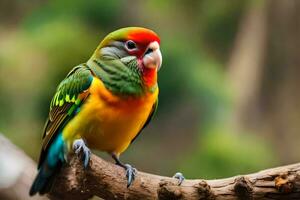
(29, 133), (65, 196)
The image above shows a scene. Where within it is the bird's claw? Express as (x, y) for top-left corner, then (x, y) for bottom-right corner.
(124, 164), (137, 188)
(73, 139), (91, 168)
(111, 154), (137, 187)
(173, 172), (185, 185)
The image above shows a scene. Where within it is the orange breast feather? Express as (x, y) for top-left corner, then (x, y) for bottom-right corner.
(63, 77), (158, 155)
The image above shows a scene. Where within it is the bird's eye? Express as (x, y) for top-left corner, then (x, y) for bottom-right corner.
(125, 40), (137, 50)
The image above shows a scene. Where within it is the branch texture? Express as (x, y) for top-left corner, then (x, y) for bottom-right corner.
(1, 133), (300, 200)
(49, 154), (300, 200)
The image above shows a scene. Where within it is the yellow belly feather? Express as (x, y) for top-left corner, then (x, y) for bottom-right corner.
(62, 77), (158, 155)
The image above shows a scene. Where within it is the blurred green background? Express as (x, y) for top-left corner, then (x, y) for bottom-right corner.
(1, 0), (300, 180)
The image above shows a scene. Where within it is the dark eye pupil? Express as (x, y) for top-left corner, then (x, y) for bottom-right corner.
(126, 41), (136, 50)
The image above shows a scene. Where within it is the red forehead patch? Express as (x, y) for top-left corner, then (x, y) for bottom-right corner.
(128, 29), (160, 45)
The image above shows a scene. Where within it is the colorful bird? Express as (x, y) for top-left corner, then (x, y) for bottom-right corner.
(30, 27), (183, 196)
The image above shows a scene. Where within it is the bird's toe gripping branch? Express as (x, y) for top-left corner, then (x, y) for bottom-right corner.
(173, 172), (185, 185)
(124, 164), (137, 188)
(73, 139), (91, 168)
(112, 154), (137, 187)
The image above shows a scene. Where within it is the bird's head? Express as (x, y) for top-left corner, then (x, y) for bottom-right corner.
(90, 27), (162, 88)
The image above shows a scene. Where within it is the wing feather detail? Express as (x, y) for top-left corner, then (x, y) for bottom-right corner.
(38, 65), (93, 168)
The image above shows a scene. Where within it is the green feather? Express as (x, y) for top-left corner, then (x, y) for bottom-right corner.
(89, 58), (145, 96)
(65, 94), (70, 102)
(39, 65), (93, 170)
(50, 65), (93, 110)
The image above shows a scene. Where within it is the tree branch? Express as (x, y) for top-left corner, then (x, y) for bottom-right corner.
(1, 133), (300, 200)
(49, 154), (300, 200)
(0, 134), (47, 200)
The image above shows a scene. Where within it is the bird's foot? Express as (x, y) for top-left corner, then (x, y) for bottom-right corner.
(73, 139), (91, 168)
(173, 172), (185, 185)
(123, 164), (137, 188)
(112, 154), (137, 187)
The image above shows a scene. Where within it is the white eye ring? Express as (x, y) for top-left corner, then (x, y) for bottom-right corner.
(125, 40), (137, 51)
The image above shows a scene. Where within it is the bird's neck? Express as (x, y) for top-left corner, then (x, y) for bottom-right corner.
(141, 67), (158, 93)
(87, 58), (157, 97)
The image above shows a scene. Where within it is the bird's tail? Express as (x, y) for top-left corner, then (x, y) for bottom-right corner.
(29, 133), (65, 196)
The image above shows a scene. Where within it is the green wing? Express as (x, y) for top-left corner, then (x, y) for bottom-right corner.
(38, 64), (93, 168)
(130, 99), (158, 144)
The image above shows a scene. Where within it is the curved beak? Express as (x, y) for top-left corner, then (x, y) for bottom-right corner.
(142, 41), (162, 71)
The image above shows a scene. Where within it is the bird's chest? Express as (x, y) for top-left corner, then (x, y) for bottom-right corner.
(78, 80), (157, 154)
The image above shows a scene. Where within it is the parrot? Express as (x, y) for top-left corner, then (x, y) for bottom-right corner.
(29, 27), (184, 196)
